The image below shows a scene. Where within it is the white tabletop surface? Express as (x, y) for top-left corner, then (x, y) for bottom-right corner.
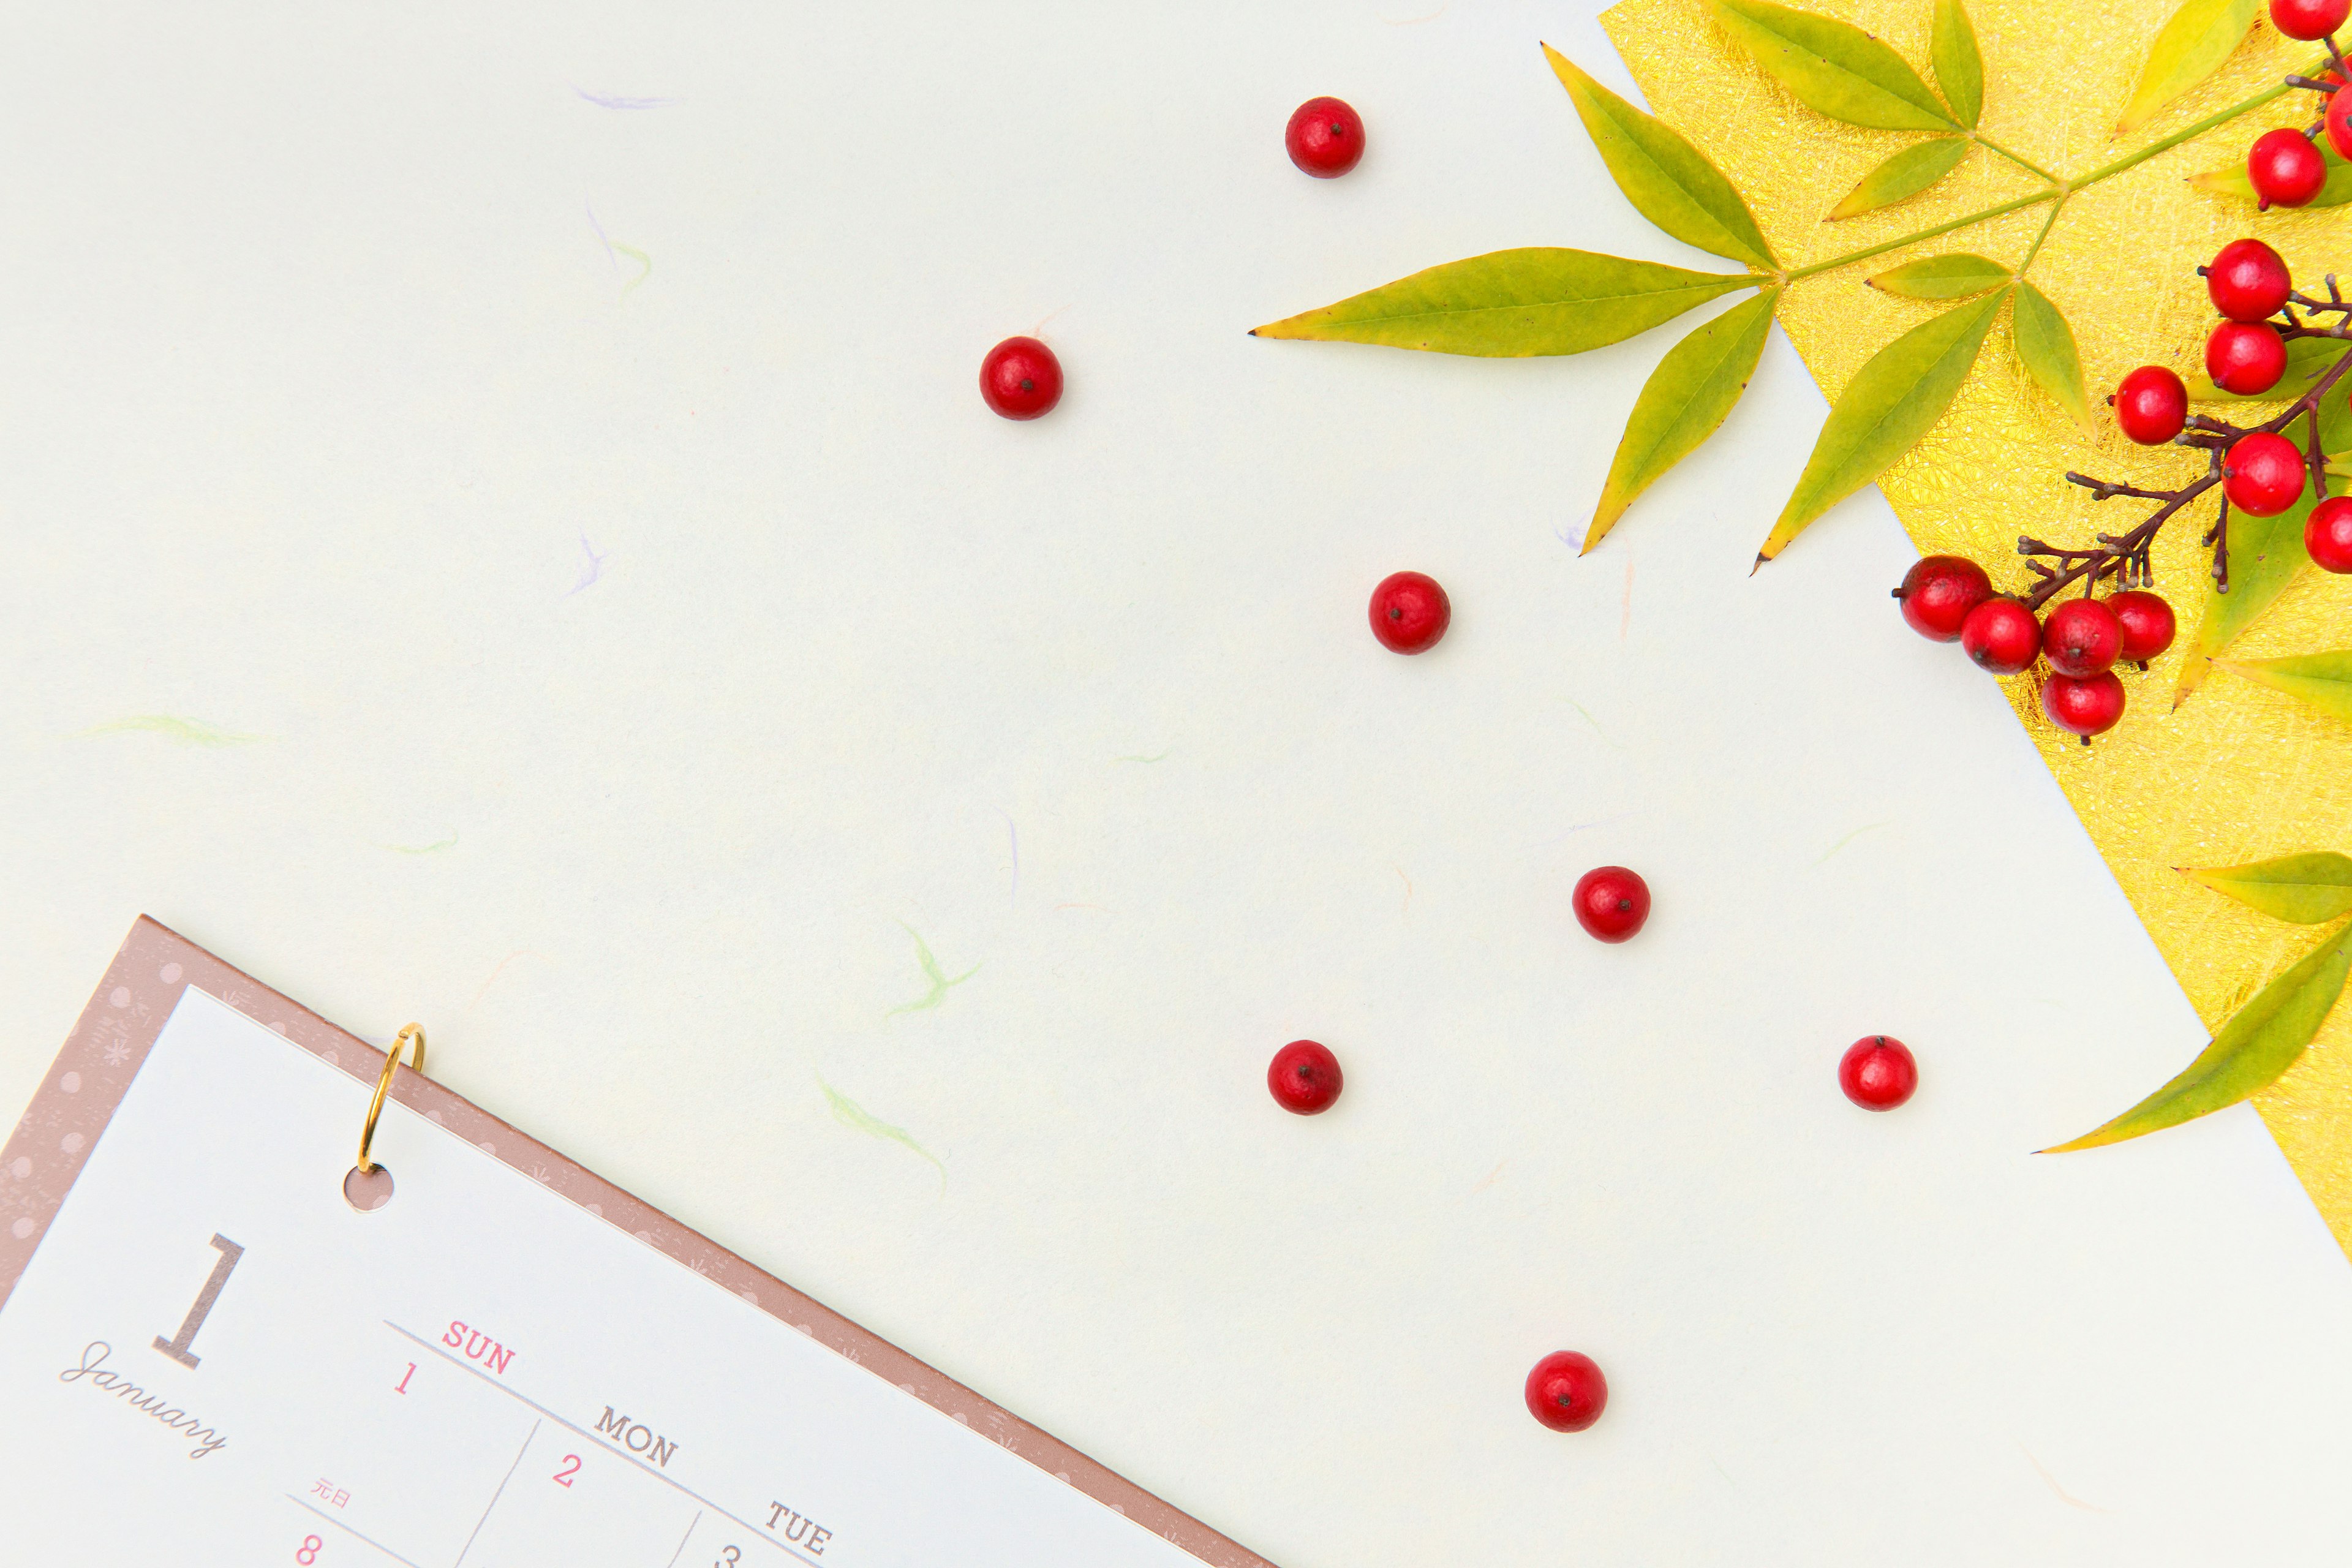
(5, 1), (2351, 1561)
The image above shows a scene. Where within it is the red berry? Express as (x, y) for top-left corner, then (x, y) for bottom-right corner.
(2205, 239), (2293, 323)
(2272, 0), (2350, 40)
(2042, 598), (2123, 679)
(2205, 321), (2288, 395)
(2113, 366), (2188, 444)
(1368, 571), (1451, 654)
(1959, 598), (2041, 675)
(1892, 554), (1992, 641)
(2106, 590), (2177, 664)
(1572, 866), (1650, 943)
(1267, 1040), (1343, 1115)
(2329, 84), (2352, 160)
(2041, 670), (2127, 741)
(1524, 1351), (1608, 1433)
(2224, 431), (2309, 516)
(2249, 128), (2328, 208)
(1286, 96), (1365, 178)
(1838, 1036), (1918, 1110)
(979, 336), (1063, 420)
(2307, 494), (2352, 571)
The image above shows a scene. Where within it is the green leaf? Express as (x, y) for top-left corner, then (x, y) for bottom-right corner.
(1931, 0), (1985, 129)
(2012, 279), (2097, 440)
(2218, 648), (2352, 723)
(2183, 852), (2352, 924)
(2045, 919), (2352, 1150)
(1709, 0), (1958, 131)
(1866, 252), (2010, 299)
(2184, 332), (2340, 401)
(1544, 45), (1774, 268)
(1830, 138), (1972, 219)
(2116, 0), (2261, 134)
(2188, 134), (2352, 206)
(1757, 289), (2005, 562)
(1251, 249), (1752, 357)
(2175, 484), (2323, 706)
(1586, 290), (1779, 552)
(817, 1072), (946, 1188)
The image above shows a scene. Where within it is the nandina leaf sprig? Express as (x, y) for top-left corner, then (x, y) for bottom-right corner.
(1252, 0), (2321, 565)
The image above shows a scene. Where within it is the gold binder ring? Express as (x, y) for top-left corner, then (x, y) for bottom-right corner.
(356, 1024), (426, 1174)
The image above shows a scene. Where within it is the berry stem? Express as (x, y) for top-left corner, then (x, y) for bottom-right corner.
(2035, 334), (2352, 606)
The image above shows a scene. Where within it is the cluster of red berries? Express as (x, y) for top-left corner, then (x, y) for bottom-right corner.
(2243, 0), (2352, 208)
(976, 99), (1366, 421)
(2117, 239), (2321, 516)
(1895, 556), (2175, 741)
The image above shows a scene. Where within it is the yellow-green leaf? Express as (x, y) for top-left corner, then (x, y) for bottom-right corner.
(2183, 852), (2352, 924)
(1931, 0), (1985, 129)
(2013, 279), (2097, 440)
(2219, 648), (2352, 723)
(2175, 483), (2325, 707)
(1830, 138), (1972, 219)
(2184, 331), (2340, 401)
(2045, 919), (2352, 1150)
(1251, 248), (1752, 357)
(1709, 0), (1958, 131)
(1586, 290), (1779, 552)
(2116, 0), (2260, 134)
(1545, 45), (1774, 268)
(1866, 252), (2009, 299)
(2189, 134), (2352, 206)
(1758, 289), (2005, 562)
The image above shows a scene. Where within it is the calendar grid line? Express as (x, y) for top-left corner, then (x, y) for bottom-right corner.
(662, 1509), (705, 1568)
(385, 1321), (824, 1568)
(285, 1493), (426, 1568)
(453, 1416), (539, 1568)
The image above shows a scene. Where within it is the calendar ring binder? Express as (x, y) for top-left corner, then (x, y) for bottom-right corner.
(355, 1023), (426, 1175)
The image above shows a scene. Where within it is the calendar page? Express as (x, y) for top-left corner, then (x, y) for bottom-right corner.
(0, 921), (1270, 1568)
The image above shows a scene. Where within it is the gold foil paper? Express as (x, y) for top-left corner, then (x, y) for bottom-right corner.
(1603, 0), (2352, 1252)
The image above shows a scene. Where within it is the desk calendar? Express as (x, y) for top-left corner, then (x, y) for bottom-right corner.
(0, 919), (1273, 1568)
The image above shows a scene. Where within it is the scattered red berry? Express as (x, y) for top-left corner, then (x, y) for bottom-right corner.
(979, 336), (1063, 420)
(1286, 96), (1365, 178)
(2041, 670), (2127, 741)
(1367, 570), (1452, 654)
(1959, 598), (2041, 675)
(2205, 321), (2288, 395)
(2224, 431), (2309, 516)
(1572, 866), (1651, 943)
(2272, 0), (2351, 40)
(1267, 1040), (1343, 1115)
(2113, 365), (2188, 444)
(2307, 494), (2352, 572)
(2106, 590), (2177, 665)
(1892, 554), (1992, 642)
(2249, 128), (2328, 208)
(2329, 83), (2352, 161)
(2205, 238), (2293, 323)
(2041, 598), (2123, 678)
(1524, 1351), (1608, 1433)
(1838, 1036), (1918, 1110)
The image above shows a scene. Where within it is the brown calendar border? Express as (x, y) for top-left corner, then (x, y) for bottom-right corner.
(0, 917), (1278, 1568)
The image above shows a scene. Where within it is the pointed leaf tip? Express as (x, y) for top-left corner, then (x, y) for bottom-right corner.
(2116, 0), (2261, 134)
(1758, 290), (2003, 560)
(2047, 920), (2352, 1150)
(1545, 45), (1775, 267)
(1830, 138), (1970, 220)
(1586, 290), (1778, 551)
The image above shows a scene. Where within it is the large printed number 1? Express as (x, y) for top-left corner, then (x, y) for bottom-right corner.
(154, 1234), (244, 1369)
